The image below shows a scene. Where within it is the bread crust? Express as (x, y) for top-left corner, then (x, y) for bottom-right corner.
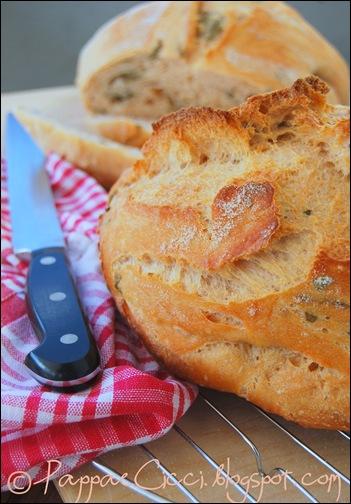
(87, 115), (152, 148)
(100, 78), (350, 430)
(77, 1), (349, 118)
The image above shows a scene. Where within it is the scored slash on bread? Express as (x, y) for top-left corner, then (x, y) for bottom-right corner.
(100, 77), (350, 430)
(113, 180), (279, 271)
(13, 108), (142, 188)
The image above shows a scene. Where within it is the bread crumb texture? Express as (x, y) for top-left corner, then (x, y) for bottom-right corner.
(100, 77), (350, 430)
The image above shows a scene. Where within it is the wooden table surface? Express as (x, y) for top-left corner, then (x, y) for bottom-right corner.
(1, 88), (350, 504)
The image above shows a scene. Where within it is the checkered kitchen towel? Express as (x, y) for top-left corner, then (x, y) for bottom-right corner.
(1, 154), (198, 491)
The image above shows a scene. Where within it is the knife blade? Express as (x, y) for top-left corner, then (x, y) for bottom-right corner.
(5, 113), (101, 388)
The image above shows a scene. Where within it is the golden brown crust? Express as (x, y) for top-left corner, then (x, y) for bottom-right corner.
(150, 75), (329, 137)
(77, 1), (349, 117)
(100, 78), (350, 430)
(101, 251), (350, 431)
(209, 181), (279, 268)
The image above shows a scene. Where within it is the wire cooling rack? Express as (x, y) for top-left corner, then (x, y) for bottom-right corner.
(60, 389), (350, 503)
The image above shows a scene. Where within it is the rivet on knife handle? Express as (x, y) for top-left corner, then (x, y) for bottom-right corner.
(25, 247), (100, 387)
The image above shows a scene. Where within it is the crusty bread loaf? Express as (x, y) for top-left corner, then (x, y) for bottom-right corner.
(100, 77), (350, 430)
(14, 108), (141, 188)
(88, 114), (152, 148)
(77, 1), (349, 120)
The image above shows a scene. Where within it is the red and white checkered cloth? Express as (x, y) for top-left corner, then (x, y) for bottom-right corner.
(1, 154), (197, 491)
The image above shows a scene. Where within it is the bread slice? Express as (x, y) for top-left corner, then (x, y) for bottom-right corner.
(77, 1), (349, 120)
(13, 108), (141, 188)
(100, 77), (350, 430)
(87, 114), (152, 148)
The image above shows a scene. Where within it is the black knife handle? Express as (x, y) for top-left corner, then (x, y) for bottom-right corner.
(25, 247), (100, 388)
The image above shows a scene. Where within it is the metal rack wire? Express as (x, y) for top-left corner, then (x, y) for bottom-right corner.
(91, 391), (350, 503)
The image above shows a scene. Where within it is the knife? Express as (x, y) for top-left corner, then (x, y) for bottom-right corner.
(5, 113), (101, 388)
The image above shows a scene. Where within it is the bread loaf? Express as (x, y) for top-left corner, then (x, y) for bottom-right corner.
(77, 1), (349, 120)
(14, 108), (141, 188)
(100, 77), (350, 430)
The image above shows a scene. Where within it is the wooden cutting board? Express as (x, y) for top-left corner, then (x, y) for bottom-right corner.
(1, 88), (350, 504)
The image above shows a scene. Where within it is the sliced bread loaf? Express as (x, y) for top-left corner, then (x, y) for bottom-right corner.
(77, 1), (349, 120)
(14, 108), (141, 188)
